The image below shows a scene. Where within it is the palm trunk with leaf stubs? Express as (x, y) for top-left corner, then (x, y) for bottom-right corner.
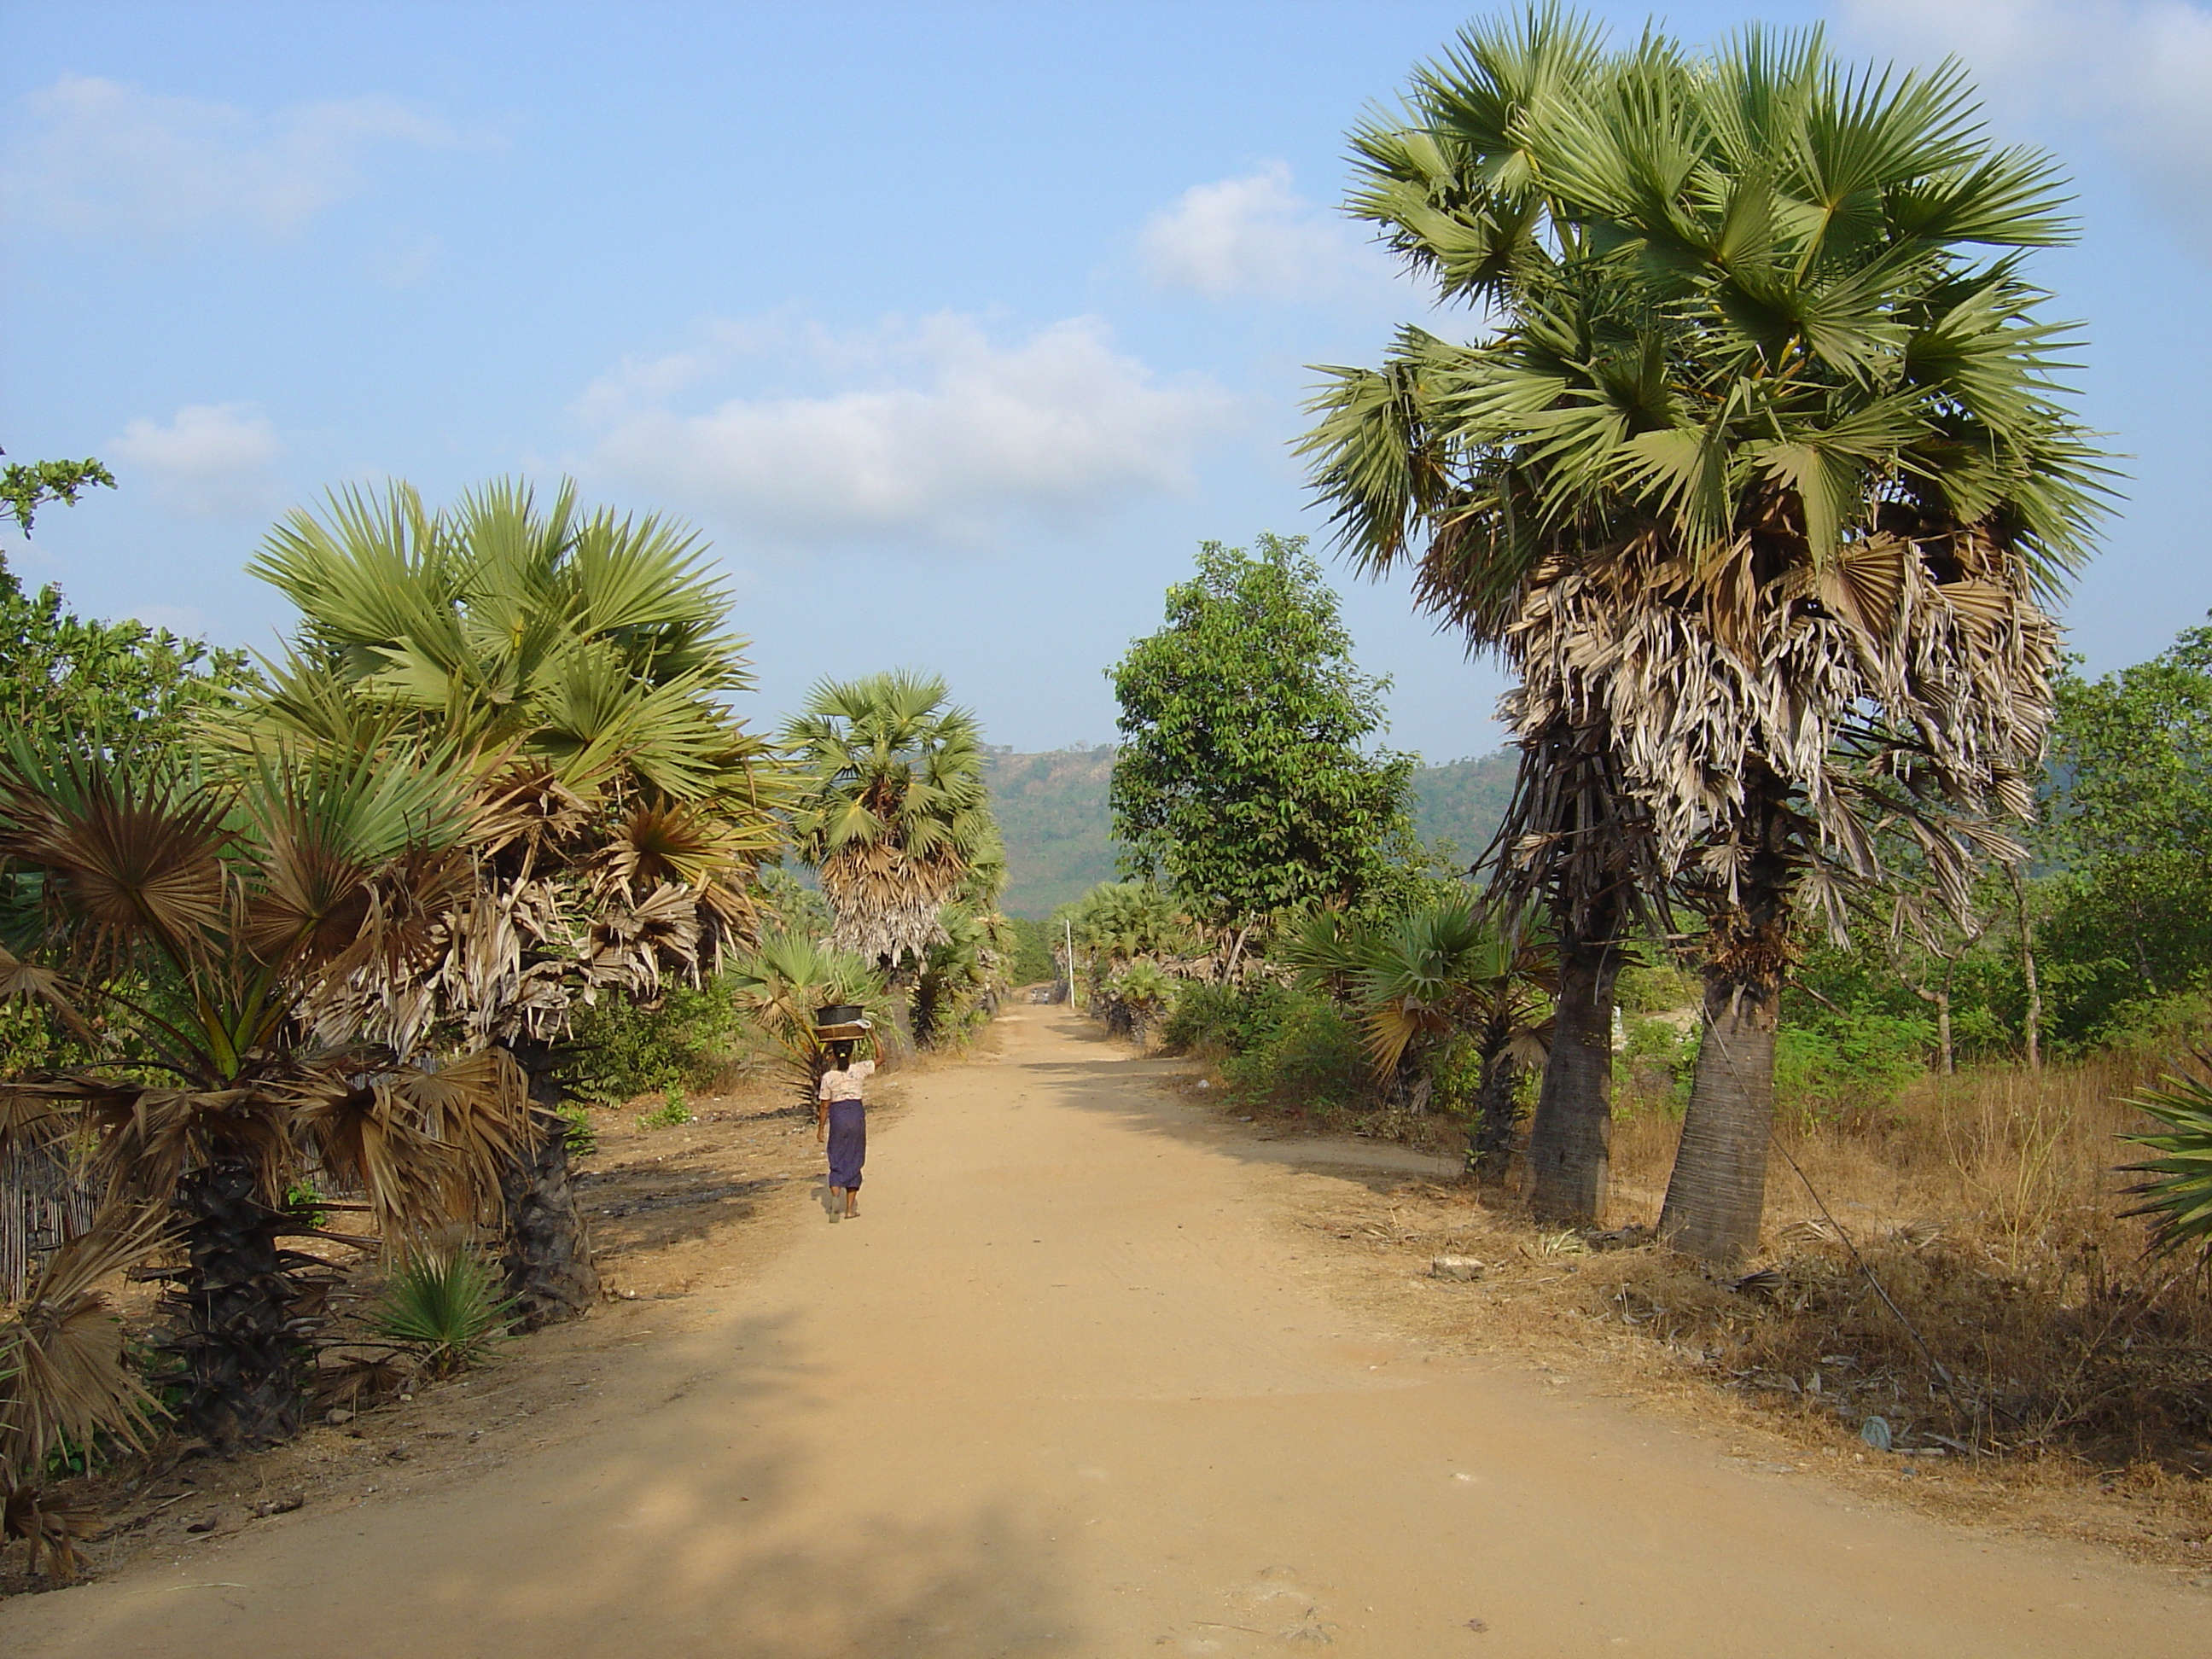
(1467, 1031), (1525, 1185)
(161, 1155), (309, 1452)
(497, 1041), (600, 1328)
(1658, 791), (1796, 1265)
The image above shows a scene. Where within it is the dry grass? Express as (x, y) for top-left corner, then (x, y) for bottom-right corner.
(1600, 1044), (2212, 1475)
(1220, 1032), (2212, 1568)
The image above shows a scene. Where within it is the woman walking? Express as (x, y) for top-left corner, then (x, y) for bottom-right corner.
(817, 1039), (876, 1220)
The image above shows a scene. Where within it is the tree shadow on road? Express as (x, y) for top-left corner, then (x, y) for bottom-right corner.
(1, 1308), (1086, 1659)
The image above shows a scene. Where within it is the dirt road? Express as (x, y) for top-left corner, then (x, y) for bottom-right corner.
(5, 1008), (2203, 1656)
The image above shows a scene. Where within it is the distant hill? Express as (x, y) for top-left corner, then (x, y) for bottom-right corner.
(984, 746), (1518, 918)
(1409, 751), (1516, 864)
(983, 748), (1122, 918)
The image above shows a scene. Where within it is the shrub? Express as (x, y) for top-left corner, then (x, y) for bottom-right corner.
(1006, 917), (1059, 986)
(637, 1087), (692, 1130)
(367, 1250), (512, 1378)
(1160, 980), (1301, 1058)
(567, 979), (748, 1103)
(1223, 994), (1365, 1113)
(1615, 960), (1700, 1016)
(1772, 1010), (1932, 1127)
(555, 1102), (597, 1156)
(1615, 1016), (1696, 1116)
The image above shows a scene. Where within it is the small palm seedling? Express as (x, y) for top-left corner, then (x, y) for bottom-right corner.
(3, 1477), (96, 1579)
(725, 931), (895, 1112)
(368, 1249), (515, 1379)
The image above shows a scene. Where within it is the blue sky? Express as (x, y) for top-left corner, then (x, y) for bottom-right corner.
(5, 1), (2209, 761)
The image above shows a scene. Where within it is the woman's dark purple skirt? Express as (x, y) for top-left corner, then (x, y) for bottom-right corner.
(826, 1098), (866, 1190)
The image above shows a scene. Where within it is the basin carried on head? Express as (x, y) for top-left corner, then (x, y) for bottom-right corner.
(814, 1004), (866, 1027)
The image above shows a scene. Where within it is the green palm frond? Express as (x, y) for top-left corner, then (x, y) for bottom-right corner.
(366, 1248), (514, 1378)
(2122, 1068), (2212, 1256)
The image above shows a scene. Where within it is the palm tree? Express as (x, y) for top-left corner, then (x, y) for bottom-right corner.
(1300, 6), (1656, 1222)
(783, 672), (995, 979)
(1057, 880), (1190, 1025)
(1311, 15), (2107, 1258)
(0, 741), (525, 1452)
(723, 932), (896, 1112)
(1283, 903), (1551, 1179)
(912, 900), (1013, 1049)
(236, 478), (789, 1321)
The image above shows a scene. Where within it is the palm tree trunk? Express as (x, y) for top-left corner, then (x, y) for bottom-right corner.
(498, 1044), (599, 1329)
(166, 1156), (307, 1454)
(1524, 900), (1622, 1222)
(1468, 1036), (1523, 1185)
(2009, 865), (2042, 1070)
(1658, 800), (1794, 1265)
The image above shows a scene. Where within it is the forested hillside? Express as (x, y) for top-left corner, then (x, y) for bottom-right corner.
(983, 747), (1121, 916)
(985, 745), (1515, 916)
(1407, 752), (1515, 862)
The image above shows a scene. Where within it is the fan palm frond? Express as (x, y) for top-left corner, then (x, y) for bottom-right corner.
(0, 1206), (172, 1481)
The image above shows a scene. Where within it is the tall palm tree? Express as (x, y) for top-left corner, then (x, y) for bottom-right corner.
(234, 478), (789, 1321)
(783, 672), (995, 976)
(1301, 5), (1655, 1222)
(1311, 14), (2107, 1258)
(0, 741), (525, 1452)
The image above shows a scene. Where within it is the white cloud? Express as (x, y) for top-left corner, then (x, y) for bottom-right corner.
(1838, 1), (2212, 251)
(6, 74), (460, 236)
(579, 313), (1237, 547)
(109, 404), (282, 517)
(1140, 162), (1381, 300)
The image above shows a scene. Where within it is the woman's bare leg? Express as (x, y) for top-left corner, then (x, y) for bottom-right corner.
(845, 1187), (859, 1216)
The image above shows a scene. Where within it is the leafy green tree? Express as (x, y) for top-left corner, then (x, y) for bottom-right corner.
(0, 557), (247, 755)
(1109, 535), (1416, 972)
(0, 559), (249, 1077)
(2037, 624), (2212, 1042)
(1004, 917), (1060, 985)
(0, 457), (114, 535)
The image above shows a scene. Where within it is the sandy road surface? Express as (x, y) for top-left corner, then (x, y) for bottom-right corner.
(4, 1007), (2203, 1657)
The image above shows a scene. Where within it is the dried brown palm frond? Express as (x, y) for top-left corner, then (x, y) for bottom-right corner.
(1501, 518), (2061, 929)
(3, 1479), (97, 1579)
(472, 764), (597, 871)
(76, 1084), (296, 1211)
(0, 1207), (172, 1481)
(818, 839), (966, 967)
(591, 797), (760, 937)
(289, 1049), (527, 1239)
(0, 747), (231, 975)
